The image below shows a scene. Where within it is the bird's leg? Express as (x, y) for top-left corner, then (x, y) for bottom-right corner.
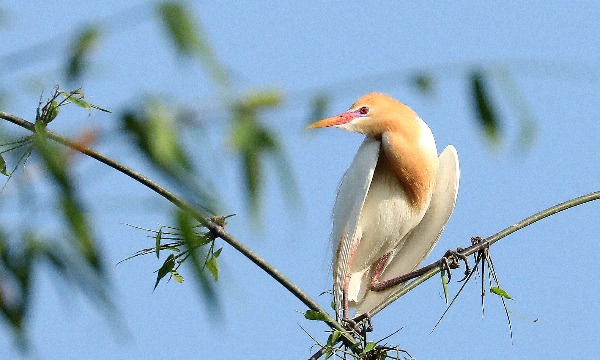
(369, 247), (471, 292)
(369, 253), (436, 291)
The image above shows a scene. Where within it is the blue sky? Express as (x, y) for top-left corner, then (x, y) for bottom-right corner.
(1, 1), (600, 359)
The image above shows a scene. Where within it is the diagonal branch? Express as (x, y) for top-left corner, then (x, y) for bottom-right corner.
(0, 110), (353, 342)
(368, 190), (600, 317)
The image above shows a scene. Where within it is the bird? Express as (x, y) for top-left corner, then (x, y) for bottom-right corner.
(307, 92), (459, 322)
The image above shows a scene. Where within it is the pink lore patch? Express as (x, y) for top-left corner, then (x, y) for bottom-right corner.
(331, 112), (360, 126)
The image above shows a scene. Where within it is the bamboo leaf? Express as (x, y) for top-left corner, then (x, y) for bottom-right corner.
(495, 67), (537, 152)
(363, 341), (376, 353)
(441, 271), (449, 305)
(158, 2), (229, 87)
(304, 309), (328, 321)
(230, 92), (291, 220)
(62, 195), (101, 271)
(0, 154), (9, 176)
(177, 210), (220, 311)
(243, 89), (282, 109)
(326, 330), (341, 347)
(155, 229), (162, 259)
(170, 268), (184, 283)
(59, 91), (92, 113)
(66, 26), (100, 82)
(325, 330), (341, 359)
(491, 286), (514, 300)
(45, 100), (60, 124)
(154, 254), (176, 290)
(471, 71), (502, 144)
(206, 255), (219, 281)
(89, 102), (112, 113)
(158, 2), (201, 55)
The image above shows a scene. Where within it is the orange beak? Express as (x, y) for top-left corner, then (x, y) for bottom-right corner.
(306, 112), (359, 129)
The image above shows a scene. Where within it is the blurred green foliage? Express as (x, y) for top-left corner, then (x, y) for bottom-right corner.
(0, 90), (114, 349)
(158, 1), (230, 88)
(230, 90), (288, 218)
(471, 71), (503, 145)
(66, 26), (101, 82)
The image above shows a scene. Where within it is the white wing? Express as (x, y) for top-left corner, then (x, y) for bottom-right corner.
(355, 145), (460, 315)
(331, 137), (380, 319)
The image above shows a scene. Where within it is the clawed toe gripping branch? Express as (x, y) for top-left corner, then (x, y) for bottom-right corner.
(2, 96), (600, 360)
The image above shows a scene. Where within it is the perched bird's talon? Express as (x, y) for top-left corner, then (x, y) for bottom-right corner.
(341, 318), (357, 332)
(442, 248), (471, 282)
(351, 313), (373, 333)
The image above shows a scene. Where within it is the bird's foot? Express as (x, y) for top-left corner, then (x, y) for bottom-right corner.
(341, 313), (373, 334)
(341, 317), (357, 331)
(353, 313), (373, 333)
(442, 247), (470, 282)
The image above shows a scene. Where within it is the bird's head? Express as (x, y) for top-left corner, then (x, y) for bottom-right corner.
(307, 92), (418, 138)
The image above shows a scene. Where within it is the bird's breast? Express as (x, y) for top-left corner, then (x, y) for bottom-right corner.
(349, 150), (429, 273)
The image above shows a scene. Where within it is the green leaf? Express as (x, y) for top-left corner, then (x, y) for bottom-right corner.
(363, 341), (376, 353)
(230, 95), (285, 219)
(154, 254), (176, 290)
(326, 330), (341, 347)
(491, 286), (514, 300)
(206, 254), (219, 281)
(34, 118), (46, 138)
(89, 102), (112, 113)
(194, 233), (213, 247)
(155, 229), (162, 259)
(59, 91), (92, 113)
(45, 100), (60, 124)
(325, 330), (341, 359)
(0, 154), (9, 176)
(66, 26), (100, 82)
(304, 309), (329, 321)
(441, 271), (449, 305)
(471, 71), (502, 144)
(62, 195), (101, 271)
(158, 2), (229, 87)
(495, 67), (536, 152)
(170, 268), (184, 283)
(123, 100), (192, 171)
(176, 210), (220, 312)
(243, 89), (282, 109)
(158, 2), (201, 55)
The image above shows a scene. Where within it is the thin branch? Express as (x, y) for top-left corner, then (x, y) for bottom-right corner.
(369, 190), (600, 317)
(0, 110), (353, 342)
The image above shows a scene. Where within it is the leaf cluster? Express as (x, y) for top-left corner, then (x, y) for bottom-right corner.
(121, 213), (233, 291)
(0, 88), (114, 348)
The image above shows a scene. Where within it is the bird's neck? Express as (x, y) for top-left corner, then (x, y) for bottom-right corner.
(381, 127), (438, 211)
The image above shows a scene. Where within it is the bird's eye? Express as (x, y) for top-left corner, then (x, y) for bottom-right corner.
(358, 107), (369, 115)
